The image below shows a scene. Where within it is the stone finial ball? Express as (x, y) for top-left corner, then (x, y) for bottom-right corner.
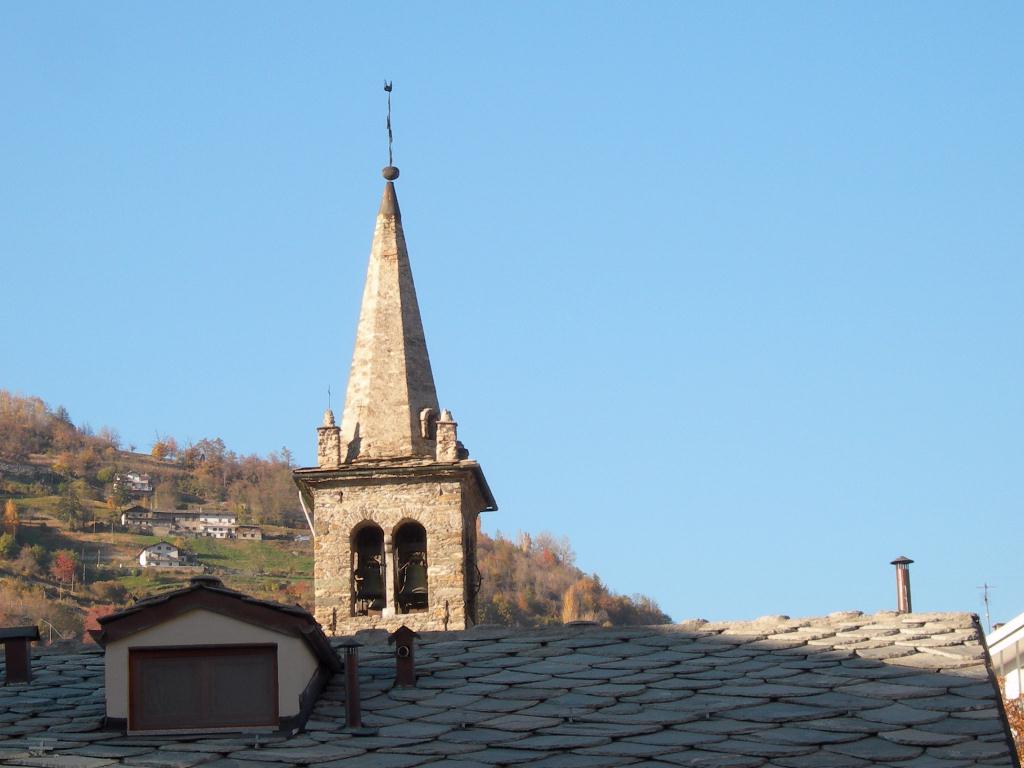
(382, 166), (400, 180)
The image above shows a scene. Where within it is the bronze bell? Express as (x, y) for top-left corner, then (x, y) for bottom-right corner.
(400, 555), (428, 595)
(355, 558), (384, 601)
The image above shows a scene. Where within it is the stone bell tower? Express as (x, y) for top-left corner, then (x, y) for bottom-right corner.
(294, 164), (496, 634)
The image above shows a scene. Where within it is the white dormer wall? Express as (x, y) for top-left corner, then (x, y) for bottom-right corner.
(103, 608), (321, 725)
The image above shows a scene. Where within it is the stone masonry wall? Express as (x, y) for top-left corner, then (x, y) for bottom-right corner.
(312, 475), (473, 634)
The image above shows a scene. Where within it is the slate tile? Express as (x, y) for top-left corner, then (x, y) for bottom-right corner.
(674, 719), (776, 736)
(771, 748), (871, 766)
(648, 678), (721, 691)
(438, 728), (529, 745)
(474, 671), (548, 685)
(824, 736), (922, 761)
(650, 694), (769, 715)
(902, 693), (995, 714)
(877, 728), (966, 747)
(442, 683), (507, 696)
(541, 722), (661, 738)
(380, 703), (445, 720)
(835, 682), (944, 700)
(490, 687), (564, 701)
(378, 740), (484, 756)
(420, 709), (498, 726)
(308, 754), (428, 768)
(714, 685), (820, 699)
(477, 714), (562, 732)
(699, 737), (817, 758)
(926, 740), (1012, 760)
(739, 726), (861, 746)
(574, 742), (677, 758)
(527, 753), (644, 768)
(556, 668), (635, 681)
(445, 746), (550, 764)
(621, 689), (689, 705)
(123, 752), (224, 768)
(226, 745), (365, 765)
(624, 730), (727, 748)
(199, 760), (290, 768)
(798, 717), (901, 735)
(421, 694), (483, 709)
(1, 757), (118, 768)
(505, 734), (610, 750)
(614, 672), (675, 686)
(462, 697), (531, 714)
(583, 710), (696, 726)
(375, 722), (453, 739)
(778, 692), (886, 712)
(729, 703), (844, 724)
(857, 703), (946, 726)
(654, 748), (765, 767)
(890, 757), (972, 768)
(515, 661), (587, 676)
(70, 746), (159, 758)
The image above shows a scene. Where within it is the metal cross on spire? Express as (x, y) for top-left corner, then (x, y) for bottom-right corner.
(384, 81), (394, 167)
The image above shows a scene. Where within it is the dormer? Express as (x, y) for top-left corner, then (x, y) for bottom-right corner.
(91, 575), (340, 733)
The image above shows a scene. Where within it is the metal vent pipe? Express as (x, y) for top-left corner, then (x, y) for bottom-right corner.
(891, 556), (914, 614)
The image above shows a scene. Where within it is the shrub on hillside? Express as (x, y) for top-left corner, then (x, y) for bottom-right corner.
(0, 532), (18, 559)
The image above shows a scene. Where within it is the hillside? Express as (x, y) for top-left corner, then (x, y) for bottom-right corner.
(0, 389), (670, 639)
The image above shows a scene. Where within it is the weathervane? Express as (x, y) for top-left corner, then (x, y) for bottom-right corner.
(384, 81), (394, 167)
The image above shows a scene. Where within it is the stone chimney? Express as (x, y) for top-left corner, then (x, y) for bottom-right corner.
(1, 626), (40, 684)
(317, 409), (341, 469)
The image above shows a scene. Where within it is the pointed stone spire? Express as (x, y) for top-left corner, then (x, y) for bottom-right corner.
(340, 166), (440, 461)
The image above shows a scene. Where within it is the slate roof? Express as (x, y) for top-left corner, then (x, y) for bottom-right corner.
(0, 610), (1018, 768)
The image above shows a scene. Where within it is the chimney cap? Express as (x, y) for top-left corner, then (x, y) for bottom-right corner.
(388, 625), (421, 644)
(890, 555), (914, 565)
(0, 626), (41, 641)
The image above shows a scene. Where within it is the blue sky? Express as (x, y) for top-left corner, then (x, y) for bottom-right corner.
(2, 3), (1021, 625)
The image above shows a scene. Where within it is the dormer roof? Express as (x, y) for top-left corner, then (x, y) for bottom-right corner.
(90, 575), (340, 671)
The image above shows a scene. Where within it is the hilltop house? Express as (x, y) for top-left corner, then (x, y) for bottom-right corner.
(122, 507), (255, 540)
(113, 471), (152, 497)
(137, 541), (197, 568)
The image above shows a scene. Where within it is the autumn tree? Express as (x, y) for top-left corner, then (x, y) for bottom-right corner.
(2, 499), (18, 535)
(56, 484), (84, 530)
(50, 549), (79, 589)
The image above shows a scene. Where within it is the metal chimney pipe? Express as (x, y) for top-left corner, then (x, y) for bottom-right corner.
(339, 639), (362, 729)
(891, 556), (914, 614)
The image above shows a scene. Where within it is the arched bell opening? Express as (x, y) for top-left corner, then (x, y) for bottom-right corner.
(352, 524), (385, 616)
(394, 521), (428, 614)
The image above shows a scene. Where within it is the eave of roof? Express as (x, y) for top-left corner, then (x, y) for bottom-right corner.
(988, 609), (1024, 652)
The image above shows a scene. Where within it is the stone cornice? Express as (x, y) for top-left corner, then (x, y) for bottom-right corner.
(293, 459), (497, 511)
